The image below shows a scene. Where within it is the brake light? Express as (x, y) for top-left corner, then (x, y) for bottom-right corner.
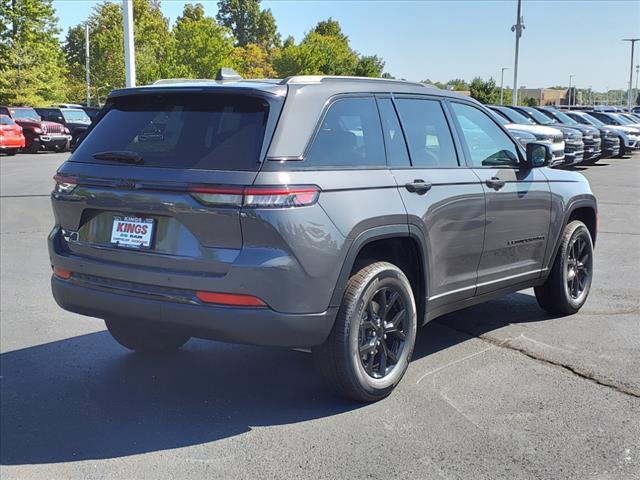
(53, 174), (78, 194)
(189, 185), (320, 208)
(52, 266), (72, 280)
(196, 291), (266, 307)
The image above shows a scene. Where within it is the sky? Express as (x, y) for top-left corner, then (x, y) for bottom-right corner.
(51, 0), (640, 92)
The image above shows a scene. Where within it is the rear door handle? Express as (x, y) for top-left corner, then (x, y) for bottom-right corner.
(485, 177), (506, 190)
(405, 179), (432, 195)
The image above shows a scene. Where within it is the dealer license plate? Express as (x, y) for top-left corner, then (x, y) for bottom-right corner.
(110, 216), (155, 249)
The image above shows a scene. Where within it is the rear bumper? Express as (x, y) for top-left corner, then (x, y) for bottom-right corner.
(51, 276), (337, 347)
(0, 139), (25, 149)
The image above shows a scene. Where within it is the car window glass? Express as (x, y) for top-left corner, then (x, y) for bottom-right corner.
(394, 98), (458, 168)
(0, 115), (15, 125)
(496, 107), (535, 125)
(71, 94), (269, 171)
(451, 102), (519, 168)
(305, 97), (385, 167)
(377, 98), (410, 167)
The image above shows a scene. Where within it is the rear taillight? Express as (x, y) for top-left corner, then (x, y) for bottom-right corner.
(189, 185), (320, 208)
(188, 185), (244, 207)
(196, 291), (266, 307)
(53, 174), (78, 194)
(244, 186), (319, 208)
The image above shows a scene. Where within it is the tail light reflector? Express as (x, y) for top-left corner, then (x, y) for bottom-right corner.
(188, 185), (244, 207)
(53, 174), (79, 194)
(189, 185), (320, 208)
(196, 291), (266, 307)
(53, 266), (72, 280)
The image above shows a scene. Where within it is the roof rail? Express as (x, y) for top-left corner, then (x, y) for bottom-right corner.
(152, 78), (215, 85)
(279, 75), (430, 88)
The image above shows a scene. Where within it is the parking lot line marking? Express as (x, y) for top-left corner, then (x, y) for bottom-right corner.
(416, 345), (495, 384)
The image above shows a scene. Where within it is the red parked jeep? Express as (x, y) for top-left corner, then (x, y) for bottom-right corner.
(0, 106), (71, 153)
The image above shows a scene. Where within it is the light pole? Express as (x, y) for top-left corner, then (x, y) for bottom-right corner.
(511, 0), (524, 106)
(85, 25), (90, 106)
(123, 0), (136, 87)
(568, 74), (574, 110)
(635, 64), (639, 107)
(500, 67), (509, 105)
(622, 39), (639, 111)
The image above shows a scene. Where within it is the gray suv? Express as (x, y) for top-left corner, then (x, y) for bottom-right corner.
(49, 75), (597, 402)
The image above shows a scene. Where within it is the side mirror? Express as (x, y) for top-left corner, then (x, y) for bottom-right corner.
(525, 142), (552, 168)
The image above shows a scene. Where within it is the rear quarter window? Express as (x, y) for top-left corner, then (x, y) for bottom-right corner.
(71, 93), (270, 171)
(304, 97), (385, 168)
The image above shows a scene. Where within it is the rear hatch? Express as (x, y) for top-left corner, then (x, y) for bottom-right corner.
(52, 88), (283, 276)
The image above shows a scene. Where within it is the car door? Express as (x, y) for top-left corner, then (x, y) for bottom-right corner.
(379, 96), (486, 308)
(447, 101), (551, 294)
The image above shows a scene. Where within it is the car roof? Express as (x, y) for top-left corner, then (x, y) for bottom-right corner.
(108, 75), (461, 99)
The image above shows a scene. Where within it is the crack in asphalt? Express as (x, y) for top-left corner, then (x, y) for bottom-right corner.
(437, 321), (640, 399)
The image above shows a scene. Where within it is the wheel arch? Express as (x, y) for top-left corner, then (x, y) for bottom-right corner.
(546, 198), (597, 272)
(329, 225), (429, 325)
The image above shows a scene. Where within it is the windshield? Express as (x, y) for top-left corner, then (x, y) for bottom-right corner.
(580, 114), (605, 127)
(611, 114), (633, 125)
(10, 108), (41, 121)
(523, 108), (555, 125)
(71, 93), (270, 171)
(488, 109), (508, 125)
(62, 109), (91, 123)
(621, 113), (640, 123)
(550, 110), (579, 125)
(496, 107), (535, 125)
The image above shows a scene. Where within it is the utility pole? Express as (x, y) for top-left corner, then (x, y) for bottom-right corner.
(500, 67), (509, 105)
(635, 65), (639, 107)
(123, 0), (136, 87)
(511, 0), (524, 106)
(568, 74), (574, 110)
(85, 25), (91, 106)
(605, 86), (609, 105)
(622, 39), (639, 111)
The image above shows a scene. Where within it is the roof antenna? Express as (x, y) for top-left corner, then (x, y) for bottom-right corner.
(215, 68), (243, 81)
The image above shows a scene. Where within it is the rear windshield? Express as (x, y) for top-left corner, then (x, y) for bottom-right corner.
(0, 115), (16, 125)
(62, 109), (91, 123)
(71, 93), (270, 171)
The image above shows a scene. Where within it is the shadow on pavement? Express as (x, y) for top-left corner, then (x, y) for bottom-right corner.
(1, 292), (553, 465)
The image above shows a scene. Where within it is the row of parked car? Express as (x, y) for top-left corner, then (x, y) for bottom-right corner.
(486, 105), (640, 167)
(0, 104), (100, 155)
(1, 100), (639, 165)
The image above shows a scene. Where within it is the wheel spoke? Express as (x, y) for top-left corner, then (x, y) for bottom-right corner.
(385, 291), (399, 320)
(379, 345), (387, 374)
(384, 342), (398, 364)
(385, 308), (406, 332)
(360, 342), (375, 356)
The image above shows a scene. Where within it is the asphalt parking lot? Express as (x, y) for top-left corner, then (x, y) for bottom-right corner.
(1, 152), (639, 480)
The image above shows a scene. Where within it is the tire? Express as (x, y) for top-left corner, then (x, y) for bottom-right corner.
(535, 220), (593, 315)
(25, 141), (40, 154)
(105, 318), (190, 353)
(615, 138), (626, 158)
(313, 261), (417, 402)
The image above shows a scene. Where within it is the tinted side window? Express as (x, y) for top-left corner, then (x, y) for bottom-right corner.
(451, 102), (519, 168)
(394, 98), (458, 168)
(377, 98), (410, 167)
(305, 97), (385, 167)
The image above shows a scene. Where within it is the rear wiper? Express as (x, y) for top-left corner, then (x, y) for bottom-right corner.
(92, 150), (144, 165)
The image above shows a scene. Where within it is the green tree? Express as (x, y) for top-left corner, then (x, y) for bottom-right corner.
(0, 0), (67, 105)
(171, 3), (235, 78)
(216, 0), (280, 49)
(469, 76), (498, 104)
(273, 18), (381, 78)
(311, 17), (348, 42)
(232, 42), (276, 78)
(63, 0), (173, 103)
(354, 55), (384, 77)
(274, 30), (357, 77)
(446, 78), (469, 91)
(523, 97), (538, 107)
